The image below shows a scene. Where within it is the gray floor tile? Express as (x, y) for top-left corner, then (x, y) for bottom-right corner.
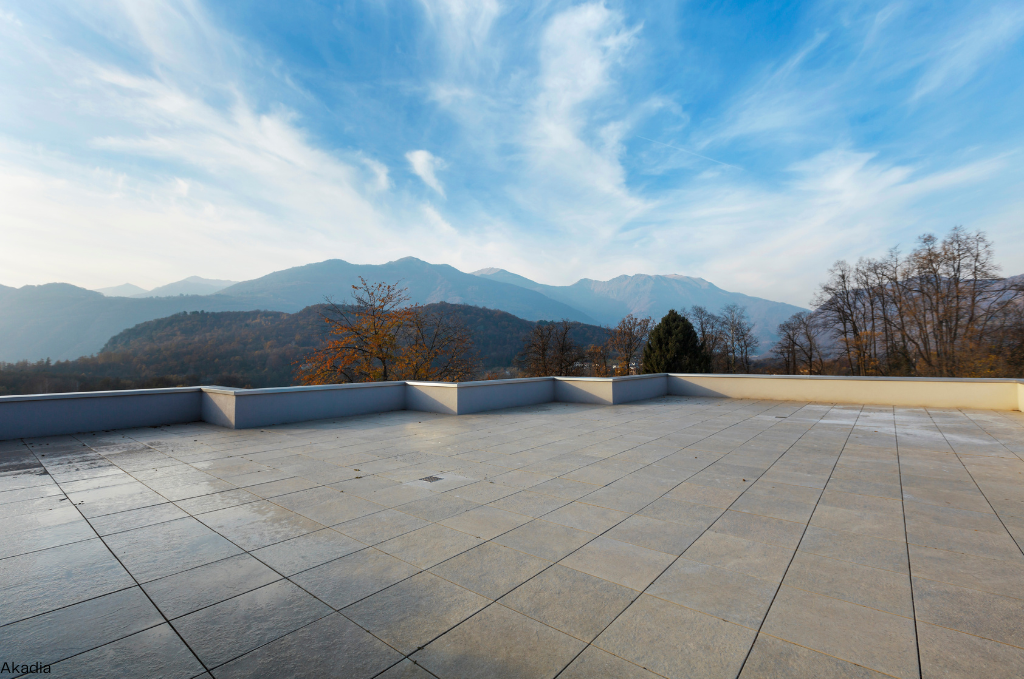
(740, 633), (890, 678)
(917, 620), (1024, 679)
(558, 646), (661, 679)
(212, 613), (402, 679)
(560, 536), (675, 591)
(595, 594), (757, 679)
(488, 490), (570, 517)
(648, 558), (779, 628)
(429, 541), (550, 599)
(492, 520), (593, 561)
(0, 538), (135, 626)
(142, 553), (281, 619)
(0, 587), (164, 669)
(375, 523), (483, 568)
(250, 528), (364, 575)
(710, 509), (806, 549)
(543, 502), (630, 534)
(912, 576), (1024, 648)
(500, 564), (637, 641)
(89, 502), (190, 536)
(605, 514), (706, 555)
(374, 659), (435, 678)
(799, 525), (909, 573)
(411, 603), (585, 679)
(198, 501), (323, 551)
(683, 531), (794, 582)
(105, 517), (243, 582)
(334, 508), (429, 545)
(0, 517), (96, 559)
(761, 585), (919, 678)
(47, 624), (205, 679)
(343, 572), (488, 654)
(290, 547), (419, 609)
(174, 489), (260, 515)
(783, 550), (913, 617)
(440, 505), (531, 539)
(395, 494), (480, 521)
(172, 579), (330, 668)
(66, 482), (169, 518)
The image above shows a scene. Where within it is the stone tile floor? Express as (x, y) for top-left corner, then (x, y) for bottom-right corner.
(1, 396), (1023, 678)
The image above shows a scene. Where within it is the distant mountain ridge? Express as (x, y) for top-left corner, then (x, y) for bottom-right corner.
(138, 276), (238, 298)
(96, 283), (148, 297)
(95, 276), (238, 298)
(2, 257), (806, 362)
(216, 258), (595, 323)
(472, 268), (806, 347)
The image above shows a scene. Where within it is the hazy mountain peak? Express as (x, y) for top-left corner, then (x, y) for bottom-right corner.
(96, 283), (149, 297)
(663, 274), (710, 284)
(137, 276), (239, 298)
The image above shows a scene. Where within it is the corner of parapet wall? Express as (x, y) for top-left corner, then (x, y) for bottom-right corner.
(1018, 381), (1024, 412)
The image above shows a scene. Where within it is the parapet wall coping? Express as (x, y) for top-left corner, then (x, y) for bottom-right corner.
(3, 373), (1021, 404)
(0, 386), (204, 403)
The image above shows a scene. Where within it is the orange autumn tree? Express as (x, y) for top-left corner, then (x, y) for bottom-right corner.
(296, 278), (478, 384)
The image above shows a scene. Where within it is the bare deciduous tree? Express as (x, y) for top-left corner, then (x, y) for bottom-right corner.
(585, 343), (612, 377)
(773, 311), (827, 375)
(608, 314), (653, 375)
(516, 320), (585, 377)
(689, 306), (727, 371)
(722, 304), (759, 373)
(810, 227), (1024, 377)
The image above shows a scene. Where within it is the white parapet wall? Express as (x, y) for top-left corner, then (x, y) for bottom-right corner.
(1, 374), (1021, 440)
(667, 374), (1024, 412)
(0, 387), (204, 440)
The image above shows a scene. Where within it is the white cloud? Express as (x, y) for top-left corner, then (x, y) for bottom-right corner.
(417, 0), (502, 68)
(405, 150), (446, 196)
(912, 5), (1024, 100)
(512, 3), (646, 243)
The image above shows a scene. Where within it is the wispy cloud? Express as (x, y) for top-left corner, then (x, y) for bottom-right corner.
(912, 4), (1024, 100)
(405, 150), (446, 196)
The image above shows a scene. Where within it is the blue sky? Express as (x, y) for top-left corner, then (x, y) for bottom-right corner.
(1, 0), (1022, 305)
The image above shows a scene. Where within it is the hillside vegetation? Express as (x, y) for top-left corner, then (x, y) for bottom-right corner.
(0, 303), (610, 395)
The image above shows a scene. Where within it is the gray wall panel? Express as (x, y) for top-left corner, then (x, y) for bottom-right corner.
(0, 389), (201, 440)
(232, 383), (407, 429)
(406, 383), (459, 415)
(457, 378), (555, 414)
(553, 378), (613, 405)
(610, 375), (668, 404)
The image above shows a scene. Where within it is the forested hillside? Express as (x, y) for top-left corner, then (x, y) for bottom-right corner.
(0, 303), (610, 395)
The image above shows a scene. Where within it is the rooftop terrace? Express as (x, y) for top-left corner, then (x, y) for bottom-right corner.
(2, 395), (1023, 678)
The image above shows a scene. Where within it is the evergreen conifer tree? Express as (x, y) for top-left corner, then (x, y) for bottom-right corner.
(641, 309), (710, 373)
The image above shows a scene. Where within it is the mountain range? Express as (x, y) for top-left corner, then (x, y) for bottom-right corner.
(0, 257), (807, 362)
(96, 276), (238, 298)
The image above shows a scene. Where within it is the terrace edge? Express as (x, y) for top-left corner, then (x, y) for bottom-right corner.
(1, 374), (1022, 440)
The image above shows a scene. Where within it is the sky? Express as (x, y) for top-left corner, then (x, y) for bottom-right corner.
(1, 0), (1022, 306)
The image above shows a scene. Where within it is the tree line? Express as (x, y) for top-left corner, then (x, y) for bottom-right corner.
(770, 226), (1024, 378)
(295, 278), (763, 384)
(513, 304), (759, 377)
